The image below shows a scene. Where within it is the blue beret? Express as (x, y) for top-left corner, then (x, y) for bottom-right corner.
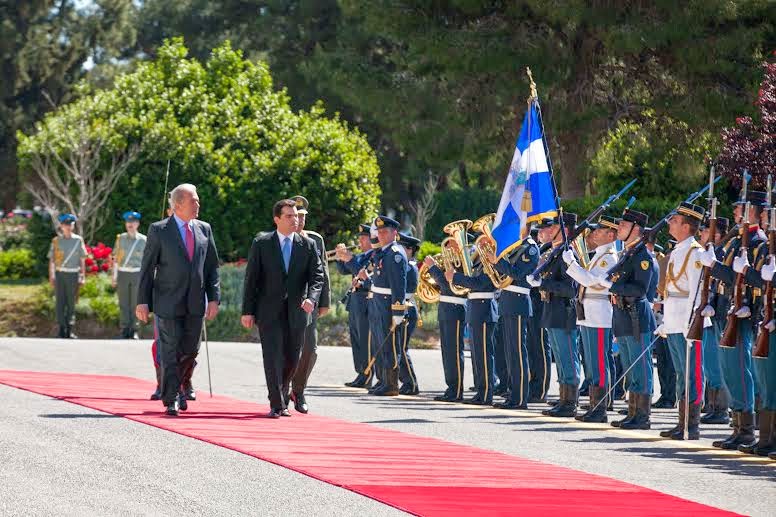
(122, 211), (141, 221)
(58, 213), (77, 224)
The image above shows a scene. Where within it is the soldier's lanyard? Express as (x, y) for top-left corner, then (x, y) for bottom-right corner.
(60, 240), (80, 270)
(121, 237), (141, 269)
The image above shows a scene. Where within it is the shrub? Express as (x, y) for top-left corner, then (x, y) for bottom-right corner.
(425, 189), (501, 243)
(0, 248), (37, 280)
(416, 241), (441, 262)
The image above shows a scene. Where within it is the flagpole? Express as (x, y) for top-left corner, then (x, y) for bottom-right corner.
(526, 67), (567, 249)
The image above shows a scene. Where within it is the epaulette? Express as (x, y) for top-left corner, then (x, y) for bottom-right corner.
(51, 236), (58, 242)
(305, 230), (324, 239)
(391, 244), (400, 253)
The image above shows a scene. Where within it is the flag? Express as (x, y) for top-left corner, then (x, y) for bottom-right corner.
(491, 100), (558, 258)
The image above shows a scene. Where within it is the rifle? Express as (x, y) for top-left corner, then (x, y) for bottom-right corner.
(754, 175), (774, 358)
(605, 175), (722, 282)
(687, 166), (717, 341)
(532, 178), (636, 278)
(720, 171), (751, 348)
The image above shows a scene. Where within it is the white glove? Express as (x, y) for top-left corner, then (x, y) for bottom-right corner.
(654, 324), (667, 338)
(735, 305), (751, 319)
(766, 319), (776, 332)
(392, 315), (405, 328)
(732, 253), (749, 274)
(698, 245), (717, 267)
(597, 276), (613, 289)
(700, 304), (715, 318)
(761, 256), (776, 282)
(526, 274), (541, 287)
(562, 249), (576, 265)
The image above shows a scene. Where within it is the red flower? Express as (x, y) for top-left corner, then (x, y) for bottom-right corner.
(90, 265), (99, 273)
(85, 257), (94, 266)
(101, 263), (110, 271)
(85, 246), (92, 254)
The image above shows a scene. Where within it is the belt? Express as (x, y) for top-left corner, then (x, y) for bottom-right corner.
(118, 267), (141, 273)
(583, 292), (610, 300)
(468, 292), (494, 300)
(56, 268), (80, 273)
(666, 291), (689, 298)
(439, 295), (467, 306)
(370, 286), (391, 295)
(503, 285), (530, 295)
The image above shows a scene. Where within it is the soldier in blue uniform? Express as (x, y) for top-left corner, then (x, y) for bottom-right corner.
(486, 231), (540, 409)
(528, 212), (580, 418)
(599, 209), (656, 430)
(446, 240), (497, 405)
(336, 224), (375, 388)
(756, 247), (776, 458)
(527, 233), (553, 403)
(698, 190), (767, 450)
(699, 216), (731, 425)
(398, 233), (421, 395)
(424, 246), (467, 401)
(365, 216), (407, 397)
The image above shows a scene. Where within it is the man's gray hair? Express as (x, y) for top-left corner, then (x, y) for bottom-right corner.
(169, 183), (197, 209)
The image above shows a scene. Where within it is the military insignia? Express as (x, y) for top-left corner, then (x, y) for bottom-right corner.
(600, 260), (608, 268)
(375, 218), (385, 227)
(694, 260), (702, 269)
(394, 254), (402, 263)
(640, 260), (649, 271)
(529, 247), (537, 255)
(522, 255), (530, 262)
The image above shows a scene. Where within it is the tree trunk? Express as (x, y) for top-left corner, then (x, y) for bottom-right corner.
(457, 161), (469, 187)
(0, 138), (18, 210)
(552, 132), (586, 200)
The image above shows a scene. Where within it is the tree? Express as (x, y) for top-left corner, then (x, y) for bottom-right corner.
(0, 0), (136, 210)
(717, 57), (776, 191)
(407, 172), (438, 241)
(18, 39), (382, 258)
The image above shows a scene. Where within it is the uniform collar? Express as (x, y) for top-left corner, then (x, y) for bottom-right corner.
(674, 235), (697, 252)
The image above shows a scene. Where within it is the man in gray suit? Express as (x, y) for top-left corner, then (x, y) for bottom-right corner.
(136, 183), (221, 416)
(241, 199), (324, 418)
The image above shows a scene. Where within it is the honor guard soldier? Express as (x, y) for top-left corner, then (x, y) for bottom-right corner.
(527, 229), (552, 402)
(699, 216), (731, 425)
(599, 208), (656, 430)
(528, 212), (580, 418)
(563, 215), (619, 423)
(446, 236), (497, 405)
(112, 211), (146, 339)
(398, 233), (421, 395)
(756, 245), (776, 458)
(699, 190), (767, 450)
(336, 224), (375, 388)
(291, 195), (331, 413)
(424, 244), (467, 401)
(48, 213), (87, 338)
(486, 228), (540, 409)
(653, 238), (678, 409)
(656, 202), (706, 440)
(367, 216), (407, 396)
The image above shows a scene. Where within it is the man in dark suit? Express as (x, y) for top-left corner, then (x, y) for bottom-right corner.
(136, 183), (221, 416)
(241, 199), (325, 418)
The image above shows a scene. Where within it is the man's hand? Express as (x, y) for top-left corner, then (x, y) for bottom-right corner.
(301, 298), (315, 314)
(654, 324), (667, 338)
(205, 301), (219, 321)
(732, 253), (749, 274)
(596, 276), (613, 289)
(762, 255), (776, 282)
(240, 314), (255, 329)
(49, 275), (55, 288)
(444, 269), (455, 284)
(357, 269), (369, 281)
(701, 304), (716, 318)
(562, 249), (576, 266)
(423, 256), (435, 268)
(111, 278), (117, 289)
(698, 245), (717, 267)
(318, 306), (330, 317)
(78, 275), (85, 286)
(526, 274), (541, 288)
(136, 304), (150, 324)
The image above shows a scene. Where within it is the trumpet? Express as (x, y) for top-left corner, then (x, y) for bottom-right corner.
(326, 244), (357, 261)
(471, 213), (512, 289)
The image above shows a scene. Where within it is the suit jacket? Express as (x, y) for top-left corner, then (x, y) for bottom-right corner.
(242, 231), (324, 329)
(138, 217), (221, 319)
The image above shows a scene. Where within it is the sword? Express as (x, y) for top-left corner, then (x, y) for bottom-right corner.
(363, 317), (407, 376)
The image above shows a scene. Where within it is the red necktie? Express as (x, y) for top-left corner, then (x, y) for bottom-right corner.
(185, 224), (194, 261)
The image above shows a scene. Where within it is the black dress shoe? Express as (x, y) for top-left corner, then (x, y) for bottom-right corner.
(291, 392), (308, 414)
(166, 399), (179, 416)
(150, 386), (161, 401)
(178, 392), (188, 411)
(267, 409), (281, 419)
(280, 409), (292, 417)
(652, 398), (676, 409)
(399, 385), (420, 396)
(463, 396), (483, 405)
(184, 387), (196, 401)
(494, 401), (528, 410)
(528, 396), (546, 404)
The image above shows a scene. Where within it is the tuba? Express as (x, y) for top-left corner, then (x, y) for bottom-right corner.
(471, 213), (513, 289)
(441, 219), (474, 296)
(417, 254), (442, 303)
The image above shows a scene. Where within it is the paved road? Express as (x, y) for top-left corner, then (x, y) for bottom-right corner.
(0, 338), (773, 516)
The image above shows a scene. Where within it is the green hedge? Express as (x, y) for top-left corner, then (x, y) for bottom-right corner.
(425, 188), (501, 242)
(0, 248), (37, 280)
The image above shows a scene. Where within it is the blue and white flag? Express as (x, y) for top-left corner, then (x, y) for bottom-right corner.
(491, 101), (558, 258)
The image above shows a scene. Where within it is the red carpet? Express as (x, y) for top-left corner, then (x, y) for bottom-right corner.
(0, 370), (740, 516)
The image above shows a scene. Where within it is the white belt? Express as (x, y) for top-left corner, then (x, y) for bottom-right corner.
(370, 286), (391, 295)
(118, 267), (141, 273)
(666, 291), (689, 298)
(439, 295), (467, 306)
(584, 292), (610, 300)
(468, 292), (494, 300)
(56, 268), (80, 273)
(503, 285), (530, 295)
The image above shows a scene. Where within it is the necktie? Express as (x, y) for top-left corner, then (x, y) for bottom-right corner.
(185, 223), (194, 261)
(282, 237), (291, 272)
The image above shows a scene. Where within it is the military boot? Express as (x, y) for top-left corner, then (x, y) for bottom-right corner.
(670, 402), (701, 440)
(713, 412), (740, 448)
(715, 411), (756, 450)
(374, 369), (399, 396)
(740, 409), (775, 456)
(661, 401), (685, 438)
(545, 384), (577, 418)
(578, 385), (607, 423)
(542, 385), (566, 416)
(701, 387), (730, 425)
(612, 392), (635, 428)
(150, 365), (162, 401)
(621, 393), (651, 430)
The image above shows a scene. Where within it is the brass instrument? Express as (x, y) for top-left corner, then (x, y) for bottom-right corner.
(417, 253), (442, 303)
(471, 213), (513, 288)
(571, 228), (591, 270)
(442, 219), (474, 296)
(326, 244), (357, 261)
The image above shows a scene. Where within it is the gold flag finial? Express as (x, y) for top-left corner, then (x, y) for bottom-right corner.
(526, 67), (538, 102)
